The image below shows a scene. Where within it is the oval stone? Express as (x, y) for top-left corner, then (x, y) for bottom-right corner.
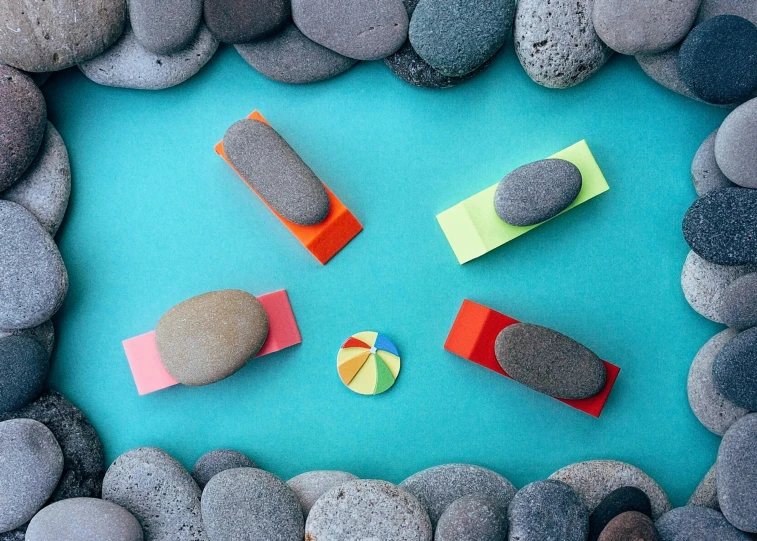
(508, 480), (589, 541)
(435, 493), (508, 541)
(0, 201), (68, 330)
(494, 323), (606, 400)
(204, 0), (290, 44)
(0, 319), (55, 357)
(155, 289), (269, 386)
(25, 498), (143, 541)
(697, 0), (757, 24)
(637, 47), (702, 102)
(128, 0), (202, 55)
(598, 511), (659, 541)
(0, 335), (48, 414)
(201, 468), (304, 541)
(717, 413), (757, 532)
(712, 328), (757, 411)
(191, 449), (256, 489)
(720, 273), (757, 329)
(655, 506), (750, 540)
(287, 470), (358, 517)
(688, 464), (719, 510)
(494, 159), (582, 227)
(715, 97), (757, 189)
(589, 486), (652, 541)
(223, 119), (331, 226)
(692, 130), (736, 196)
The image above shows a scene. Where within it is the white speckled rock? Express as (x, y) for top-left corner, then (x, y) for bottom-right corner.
(692, 130), (736, 196)
(286, 470), (357, 517)
(25, 498), (143, 541)
(688, 464), (719, 510)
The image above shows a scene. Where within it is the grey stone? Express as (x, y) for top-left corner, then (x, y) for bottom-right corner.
(435, 493), (508, 541)
(494, 158), (582, 227)
(696, 0), (757, 25)
(717, 413), (757, 532)
(128, 0), (202, 55)
(494, 323), (606, 400)
(286, 470), (357, 518)
(305, 480), (432, 541)
(507, 480), (589, 541)
(102, 447), (207, 541)
(191, 449), (256, 489)
(0, 66), (46, 192)
(408, 0), (515, 77)
(655, 506), (750, 540)
(636, 47), (702, 101)
(713, 328), (757, 410)
(399, 463), (516, 526)
(688, 329), (749, 436)
(204, 0), (290, 44)
(593, 0), (700, 55)
(384, 40), (484, 88)
(514, 0), (613, 89)
(2, 122), (71, 236)
(589, 486), (653, 541)
(223, 119), (331, 226)
(25, 497), (143, 541)
(549, 461), (671, 519)
(0, 319), (55, 356)
(692, 130), (736, 196)
(0, 201), (68, 330)
(721, 273), (757, 329)
(0, 335), (48, 414)
(79, 23), (219, 90)
(715, 97), (757, 189)
(0, 0), (126, 71)
(201, 468), (304, 541)
(0, 419), (63, 533)
(292, 0), (408, 61)
(235, 24), (357, 84)
(688, 464), (719, 510)
(598, 511), (660, 541)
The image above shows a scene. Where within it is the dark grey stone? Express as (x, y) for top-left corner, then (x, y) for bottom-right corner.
(0, 201), (68, 330)
(598, 511), (660, 541)
(507, 480), (589, 541)
(717, 413), (757, 533)
(655, 506), (750, 540)
(688, 464), (719, 510)
(692, 130), (736, 196)
(223, 118), (331, 226)
(191, 449), (256, 489)
(0, 336), (48, 414)
(435, 493), (508, 541)
(589, 486), (652, 541)
(0, 320), (55, 356)
(204, 0), (290, 44)
(235, 24), (357, 84)
(494, 158), (582, 226)
(128, 0), (203, 55)
(286, 470), (357, 518)
(715, 97), (757, 189)
(713, 327), (757, 410)
(25, 497), (143, 541)
(721, 273), (757, 329)
(495, 323), (606, 400)
(384, 40), (484, 88)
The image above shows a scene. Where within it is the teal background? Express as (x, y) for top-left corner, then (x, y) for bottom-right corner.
(42, 43), (728, 507)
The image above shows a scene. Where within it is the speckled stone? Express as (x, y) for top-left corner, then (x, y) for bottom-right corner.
(0, 201), (68, 330)
(688, 329), (748, 436)
(201, 468), (304, 541)
(305, 480), (432, 541)
(598, 511), (659, 541)
(636, 46), (702, 101)
(688, 464), (719, 510)
(715, 97), (757, 189)
(292, 0), (408, 60)
(589, 486), (652, 541)
(128, 0), (203, 55)
(0, 319), (55, 356)
(155, 289), (268, 386)
(655, 506), (751, 540)
(435, 493), (508, 541)
(399, 464), (516, 526)
(0, 419), (63, 533)
(204, 0), (290, 44)
(235, 24), (357, 84)
(286, 470), (358, 517)
(514, 0), (613, 89)
(717, 413), (757, 532)
(593, 0), (700, 55)
(507, 480), (589, 541)
(25, 498), (143, 541)
(696, 0), (757, 25)
(495, 323), (606, 400)
(191, 449), (256, 489)
(713, 328), (757, 411)
(549, 461), (670, 520)
(0, 335), (48, 414)
(223, 119), (331, 226)
(720, 273), (757, 329)
(692, 130), (736, 196)
(2, 122), (71, 236)
(0, 66), (46, 192)
(102, 447), (207, 541)
(494, 159), (582, 227)
(0, 0), (126, 72)
(79, 23), (219, 90)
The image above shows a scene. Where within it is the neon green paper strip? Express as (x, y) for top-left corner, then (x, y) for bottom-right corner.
(436, 140), (610, 264)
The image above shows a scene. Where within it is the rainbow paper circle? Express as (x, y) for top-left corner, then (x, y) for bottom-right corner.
(336, 331), (401, 395)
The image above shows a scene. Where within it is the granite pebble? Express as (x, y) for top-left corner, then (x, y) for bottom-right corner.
(128, 0), (203, 55)
(717, 413), (757, 532)
(286, 470), (358, 517)
(712, 327), (757, 410)
(191, 449), (256, 489)
(0, 336), (48, 414)
(688, 464), (719, 510)
(715, 97), (757, 189)
(25, 497), (143, 541)
(598, 511), (659, 541)
(692, 130), (736, 196)
(305, 479), (432, 541)
(0, 320), (55, 357)
(720, 273), (757, 330)
(435, 493), (508, 541)
(204, 0), (290, 44)
(655, 506), (750, 540)
(589, 486), (652, 541)
(507, 480), (589, 541)
(636, 47), (701, 101)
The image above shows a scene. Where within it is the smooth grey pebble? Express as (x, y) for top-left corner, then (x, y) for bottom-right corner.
(715, 96), (757, 189)
(688, 464), (719, 510)
(191, 449), (256, 489)
(692, 129), (736, 196)
(712, 327), (757, 411)
(720, 273), (757, 330)
(0, 335), (48, 414)
(717, 413), (757, 533)
(655, 506), (751, 540)
(507, 480), (588, 541)
(286, 470), (358, 517)
(128, 0), (203, 55)
(0, 319), (55, 357)
(436, 493), (508, 541)
(25, 497), (143, 541)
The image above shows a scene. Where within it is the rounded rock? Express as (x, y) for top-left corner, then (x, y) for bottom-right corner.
(286, 470), (358, 517)
(655, 506), (750, 540)
(598, 511), (659, 541)
(717, 413), (757, 532)
(0, 335), (48, 414)
(0, 319), (55, 357)
(128, 0), (203, 55)
(712, 327), (757, 410)
(636, 47), (702, 101)
(688, 464), (719, 510)
(696, 0), (757, 26)
(715, 97), (757, 189)
(436, 493), (508, 541)
(385, 40), (484, 88)
(691, 130), (736, 196)
(204, 0), (290, 44)
(507, 480), (589, 541)
(191, 449), (256, 489)
(589, 486), (652, 541)
(25, 497), (143, 541)
(720, 273), (757, 329)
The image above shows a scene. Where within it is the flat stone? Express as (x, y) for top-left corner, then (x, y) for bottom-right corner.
(713, 328), (757, 411)
(25, 498), (143, 541)
(598, 511), (659, 541)
(717, 413), (757, 532)
(494, 323), (606, 400)
(79, 23), (219, 91)
(435, 493), (507, 541)
(688, 464), (719, 510)
(201, 468), (304, 541)
(2, 122), (71, 236)
(292, 0), (408, 60)
(636, 46), (702, 101)
(102, 447), (207, 541)
(235, 24), (357, 84)
(0, 336), (48, 414)
(155, 289), (268, 386)
(128, 0), (202, 55)
(0, 419), (63, 533)
(721, 273), (757, 329)
(408, 0), (515, 77)
(549, 461), (670, 519)
(514, 0), (613, 89)
(0, 201), (68, 330)
(715, 97), (757, 189)
(0, 390), (105, 502)
(286, 470), (357, 517)
(589, 486), (652, 541)
(508, 480), (589, 541)
(0, 319), (55, 356)
(655, 506), (751, 540)
(191, 449), (256, 489)
(223, 119), (331, 226)
(305, 480), (432, 541)
(494, 158), (582, 227)
(692, 130), (736, 196)
(0, 66), (46, 192)
(399, 463), (516, 526)
(204, 0), (290, 44)
(688, 329), (749, 436)
(0, 0), (126, 71)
